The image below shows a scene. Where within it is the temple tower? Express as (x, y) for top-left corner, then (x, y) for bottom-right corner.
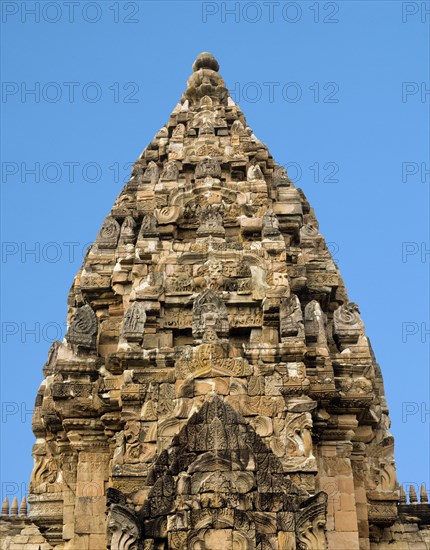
(1, 52), (429, 550)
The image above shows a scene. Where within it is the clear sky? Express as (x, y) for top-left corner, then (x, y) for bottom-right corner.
(1, 0), (429, 504)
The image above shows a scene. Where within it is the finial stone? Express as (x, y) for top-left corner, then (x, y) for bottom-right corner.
(1, 497), (9, 517)
(19, 496), (28, 517)
(409, 485), (418, 504)
(10, 497), (18, 517)
(192, 52), (219, 73)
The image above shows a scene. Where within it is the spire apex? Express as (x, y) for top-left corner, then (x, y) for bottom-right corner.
(192, 52), (219, 72)
(186, 52), (227, 105)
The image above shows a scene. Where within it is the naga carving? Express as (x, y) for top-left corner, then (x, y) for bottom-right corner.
(96, 216), (121, 249)
(333, 302), (364, 348)
(66, 303), (98, 349)
(280, 294), (305, 339)
(107, 504), (141, 550)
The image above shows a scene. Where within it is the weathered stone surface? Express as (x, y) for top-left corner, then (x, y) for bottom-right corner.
(1, 51), (429, 550)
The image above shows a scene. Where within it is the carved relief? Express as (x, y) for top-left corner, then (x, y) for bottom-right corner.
(155, 206), (182, 225)
(66, 304), (98, 349)
(300, 223), (319, 242)
(165, 275), (194, 295)
(338, 377), (373, 397)
(273, 164), (291, 187)
(142, 161), (159, 183)
(122, 302), (146, 341)
(304, 301), (326, 345)
(195, 143), (220, 158)
(367, 419), (398, 496)
(196, 205), (225, 238)
(155, 127), (168, 139)
(231, 120), (245, 135)
(158, 383), (175, 418)
(192, 289), (229, 340)
(195, 157), (222, 179)
(200, 120), (215, 135)
(160, 160), (179, 181)
(133, 271), (164, 299)
(30, 453), (59, 491)
(124, 421), (145, 462)
(120, 216), (137, 243)
(107, 504), (141, 550)
(247, 164), (264, 182)
(280, 294), (305, 339)
(43, 340), (61, 376)
(162, 308), (193, 328)
(333, 302), (364, 347)
(283, 413), (314, 459)
(96, 216), (121, 249)
(296, 493), (327, 550)
(200, 94), (213, 108)
(172, 123), (185, 140)
(196, 259), (224, 291)
(262, 209), (281, 239)
(138, 213), (159, 238)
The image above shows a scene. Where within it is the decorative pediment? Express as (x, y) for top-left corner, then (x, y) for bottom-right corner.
(108, 396), (327, 549)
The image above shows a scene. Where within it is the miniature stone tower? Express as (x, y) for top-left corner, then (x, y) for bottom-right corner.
(1, 52), (429, 550)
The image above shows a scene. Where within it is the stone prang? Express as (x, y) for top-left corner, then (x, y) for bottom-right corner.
(1, 52), (429, 550)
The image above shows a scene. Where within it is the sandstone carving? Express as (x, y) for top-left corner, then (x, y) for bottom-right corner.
(122, 301), (146, 341)
(192, 289), (229, 340)
(2, 51), (428, 550)
(138, 213), (159, 238)
(280, 294), (305, 339)
(195, 157), (222, 179)
(120, 216), (137, 243)
(107, 504), (141, 550)
(196, 205), (225, 238)
(160, 160), (179, 181)
(65, 303), (97, 349)
(333, 301), (364, 348)
(142, 160), (159, 183)
(96, 216), (121, 249)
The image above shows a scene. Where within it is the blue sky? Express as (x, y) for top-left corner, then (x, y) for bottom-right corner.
(1, 0), (429, 503)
